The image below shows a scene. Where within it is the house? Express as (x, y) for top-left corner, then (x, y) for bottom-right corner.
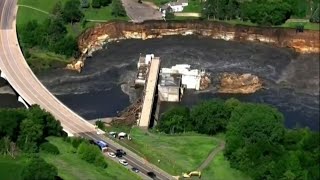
(160, 0), (188, 13)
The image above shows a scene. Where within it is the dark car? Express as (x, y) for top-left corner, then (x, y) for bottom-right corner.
(116, 149), (126, 155)
(131, 167), (139, 173)
(147, 172), (156, 179)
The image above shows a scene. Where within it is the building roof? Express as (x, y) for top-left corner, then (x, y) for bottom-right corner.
(178, 0), (188, 3)
(159, 73), (181, 87)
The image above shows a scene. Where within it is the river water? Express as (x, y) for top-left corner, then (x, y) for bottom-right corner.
(7, 36), (318, 130)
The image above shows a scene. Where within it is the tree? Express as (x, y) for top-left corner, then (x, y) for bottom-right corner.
(157, 106), (191, 133)
(101, 0), (112, 6)
(225, 103), (285, 179)
(52, 1), (63, 19)
(62, 0), (84, 23)
(21, 157), (58, 180)
(240, 0), (292, 26)
(310, 4), (320, 23)
(19, 20), (41, 48)
(81, 0), (90, 8)
(77, 142), (108, 168)
(190, 100), (230, 135)
(17, 119), (44, 152)
(0, 109), (26, 141)
(111, 0), (126, 17)
(92, 0), (101, 8)
(28, 105), (63, 137)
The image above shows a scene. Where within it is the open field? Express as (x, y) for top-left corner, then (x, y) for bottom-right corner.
(43, 137), (140, 180)
(0, 156), (27, 180)
(105, 127), (250, 179)
(113, 128), (218, 175)
(202, 151), (251, 180)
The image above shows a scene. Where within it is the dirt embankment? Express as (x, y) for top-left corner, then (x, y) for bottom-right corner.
(69, 20), (319, 72)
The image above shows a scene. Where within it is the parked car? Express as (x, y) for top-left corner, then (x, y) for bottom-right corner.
(107, 152), (116, 158)
(119, 159), (128, 166)
(131, 167), (139, 173)
(147, 172), (156, 179)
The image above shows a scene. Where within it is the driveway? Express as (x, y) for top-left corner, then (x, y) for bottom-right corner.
(122, 0), (163, 22)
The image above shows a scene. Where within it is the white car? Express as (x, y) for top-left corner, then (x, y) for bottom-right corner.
(107, 152), (116, 158)
(119, 159), (128, 166)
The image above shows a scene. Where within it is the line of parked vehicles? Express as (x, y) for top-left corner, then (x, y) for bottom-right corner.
(91, 139), (157, 179)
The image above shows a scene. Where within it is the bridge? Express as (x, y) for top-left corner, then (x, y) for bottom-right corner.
(139, 57), (161, 128)
(0, 0), (172, 179)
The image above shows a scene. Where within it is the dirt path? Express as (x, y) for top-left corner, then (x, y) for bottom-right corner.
(197, 141), (226, 171)
(18, 4), (50, 15)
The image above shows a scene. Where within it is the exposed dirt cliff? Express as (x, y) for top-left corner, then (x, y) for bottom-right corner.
(69, 20), (319, 72)
(219, 73), (263, 94)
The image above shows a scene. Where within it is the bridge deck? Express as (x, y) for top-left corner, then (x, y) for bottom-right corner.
(139, 57), (160, 128)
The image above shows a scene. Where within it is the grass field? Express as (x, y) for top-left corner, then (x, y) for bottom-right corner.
(0, 156), (27, 180)
(123, 128), (218, 175)
(43, 137), (140, 180)
(105, 127), (250, 179)
(18, 0), (128, 26)
(202, 151), (251, 180)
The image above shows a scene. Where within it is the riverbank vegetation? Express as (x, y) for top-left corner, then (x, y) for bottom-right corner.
(160, 0), (319, 30)
(0, 106), (137, 180)
(17, 0), (127, 72)
(157, 98), (320, 180)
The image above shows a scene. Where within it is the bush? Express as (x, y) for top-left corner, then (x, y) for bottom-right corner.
(71, 137), (87, 148)
(81, 0), (90, 8)
(40, 142), (60, 155)
(94, 155), (108, 168)
(77, 142), (108, 168)
(21, 157), (57, 180)
(92, 0), (101, 8)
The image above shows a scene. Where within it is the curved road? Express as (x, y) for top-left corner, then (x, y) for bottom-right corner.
(0, 0), (172, 179)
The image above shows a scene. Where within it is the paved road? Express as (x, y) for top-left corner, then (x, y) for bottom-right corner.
(0, 0), (172, 179)
(122, 0), (162, 22)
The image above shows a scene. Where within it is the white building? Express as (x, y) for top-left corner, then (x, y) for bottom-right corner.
(160, 0), (189, 13)
(161, 64), (205, 90)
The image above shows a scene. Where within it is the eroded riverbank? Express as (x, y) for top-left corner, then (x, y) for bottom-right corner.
(37, 36), (319, 130)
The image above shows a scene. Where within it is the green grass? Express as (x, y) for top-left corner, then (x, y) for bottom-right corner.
(0, 156), (27, 180)
(26, 49), (71, 73)
(42, 137), (141, 180)
(16, 6), (49, 26)
(112, 127), (219, 176)
(202, 151), (251, 180)
(183, 0), (202, 13)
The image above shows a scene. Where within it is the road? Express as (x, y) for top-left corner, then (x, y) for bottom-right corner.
(0, 0), (172, 179)
(122, 0), (162, 22)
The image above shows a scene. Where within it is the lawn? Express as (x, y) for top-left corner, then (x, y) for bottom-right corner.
(110, 127), (219, 176)
(18, 0), (128, 23)
(26, 49), (72, 73)
(42, 137), (141, 180)
(0, 156), (27, 180)
(183, 0), (202, 13)
(202, 151), (251, 180)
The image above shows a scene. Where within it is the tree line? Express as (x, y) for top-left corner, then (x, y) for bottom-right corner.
(19, 0), (126, 62)
(0, 105), (108, 179)
(157, 98), (319, 180)
(202, 0), (320, 25)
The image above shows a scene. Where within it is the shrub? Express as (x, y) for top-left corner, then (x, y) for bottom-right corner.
(21, 157), (57, 180)
(40, 142), (60, 155)
(92, 0), (101, 8)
